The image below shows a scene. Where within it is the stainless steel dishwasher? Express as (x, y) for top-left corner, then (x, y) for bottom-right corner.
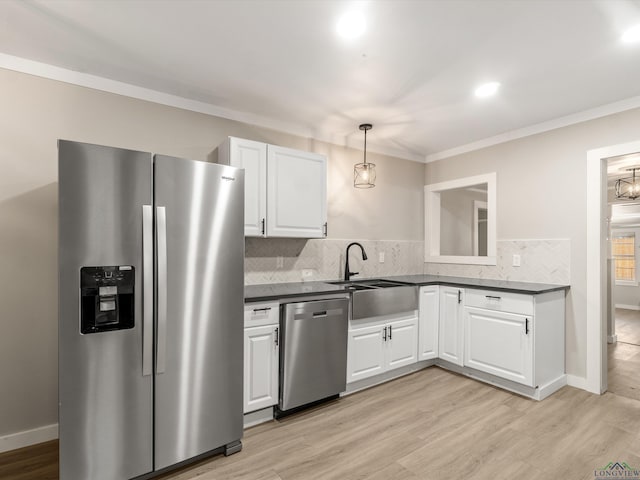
(278, 296), (350, 414)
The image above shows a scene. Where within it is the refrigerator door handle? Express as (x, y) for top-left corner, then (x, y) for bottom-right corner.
(142, 205), (153, 377)
(156, 206), (168, 374)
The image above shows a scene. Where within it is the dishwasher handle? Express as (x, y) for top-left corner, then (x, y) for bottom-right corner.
(293, 306), (346, 321)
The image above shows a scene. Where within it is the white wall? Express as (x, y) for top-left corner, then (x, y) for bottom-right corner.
(424, 106), (640, 380)
(0, 67), (424, 443)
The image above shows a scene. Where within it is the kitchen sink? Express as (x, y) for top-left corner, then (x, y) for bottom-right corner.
(327, 279), (418, 319)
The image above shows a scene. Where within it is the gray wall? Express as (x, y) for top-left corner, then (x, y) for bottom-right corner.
(425, 106), (640, 380)
(0, 67), (425, 439)
(440, 188), (487, 256)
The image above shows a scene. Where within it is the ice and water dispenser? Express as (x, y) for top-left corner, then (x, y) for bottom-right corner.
(80, 266), (135, 334)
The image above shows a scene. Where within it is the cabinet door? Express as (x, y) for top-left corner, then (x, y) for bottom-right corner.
(439, 287), (464, 366)
(419, 286), (439, 360)
(347, 324), (386, 383)
(386, 317), (418, 371)
(266, 145), (327, 238)
(244, 324), (279, 413)
(464, 307), (533, 386)
(229, 137), (267, 237)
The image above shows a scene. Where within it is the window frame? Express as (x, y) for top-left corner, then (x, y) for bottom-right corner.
(612, 231), (638, 286)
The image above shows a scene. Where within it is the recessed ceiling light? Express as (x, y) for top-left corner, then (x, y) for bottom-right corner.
(621, 24), (640, 44)
(474, 82), (501, 98)
(337, 11), (365, 39)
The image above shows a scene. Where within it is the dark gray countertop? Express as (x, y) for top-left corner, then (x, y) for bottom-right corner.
(244, 281), (348, 303)
(382, 274), (569, 294)
(245, 275), (569, 302)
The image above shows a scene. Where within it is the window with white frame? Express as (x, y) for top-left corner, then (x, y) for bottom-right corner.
(612, 232), (636, 284)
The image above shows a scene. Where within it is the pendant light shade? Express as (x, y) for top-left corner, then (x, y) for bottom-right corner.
(354, 123), (376, 188)
(616, 167), (640, 200)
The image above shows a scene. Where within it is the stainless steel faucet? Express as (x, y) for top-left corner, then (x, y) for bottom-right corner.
(344, 242), (368, 281)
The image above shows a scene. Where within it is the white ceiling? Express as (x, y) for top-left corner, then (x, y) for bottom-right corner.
(2, 0), (640, 162)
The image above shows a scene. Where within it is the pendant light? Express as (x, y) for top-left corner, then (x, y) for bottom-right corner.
(616, 167), (640, 200)
(354, 123), (376, 188)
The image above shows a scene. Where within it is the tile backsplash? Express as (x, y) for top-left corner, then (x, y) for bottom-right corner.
(244, 238), (424, 285)
(244, 238), (570, 286)
(424, 239), (570, 285)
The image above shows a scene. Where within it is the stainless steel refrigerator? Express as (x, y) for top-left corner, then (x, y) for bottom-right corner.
(58, 140), (244, 480)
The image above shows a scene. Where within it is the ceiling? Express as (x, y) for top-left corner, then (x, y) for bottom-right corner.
(1, 0), (640, 162)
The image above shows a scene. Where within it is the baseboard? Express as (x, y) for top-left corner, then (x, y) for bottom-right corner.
(536, 375), (567, 401)
(243, 407), (275, 429)
(608, 334), (618, 344)
(566, 374), (588, 391)
(0, 423), (58, 454)
(615, 304), (640, 311)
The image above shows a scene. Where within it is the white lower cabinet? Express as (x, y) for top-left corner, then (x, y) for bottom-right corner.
(464, 307), (533, 386)
(387, 317), (419, 370)
(243, 302), (279, 414)
(347, 313), (418, 383)
(438, 286), (464, 366)
(418, 286), (439, 360)
(463, 288), (565, 394)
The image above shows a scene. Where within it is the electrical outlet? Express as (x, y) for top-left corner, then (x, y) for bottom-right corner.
(512, 254), (521, 267)
(276, 256), (284, 269)
(379, 252), (385, 263)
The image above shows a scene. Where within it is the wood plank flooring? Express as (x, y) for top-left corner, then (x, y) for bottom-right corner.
(615, 308), (640, 345)
(3, 352), (640, 480)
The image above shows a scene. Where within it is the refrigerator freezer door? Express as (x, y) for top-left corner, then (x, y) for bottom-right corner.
(153, 155), (244, 469)
(58, 141), (153, 480)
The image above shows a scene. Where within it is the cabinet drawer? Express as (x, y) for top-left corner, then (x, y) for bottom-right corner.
(244, 302), (279, 327)
(464, 289), (533, 315)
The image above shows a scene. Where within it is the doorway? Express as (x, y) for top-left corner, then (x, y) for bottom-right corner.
(586, 139), (640, 396)
(606, 160), (640, 401)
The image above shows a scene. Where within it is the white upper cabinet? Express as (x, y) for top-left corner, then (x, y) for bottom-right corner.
(266, 145), (327, 238)
(218, 137), (327, 238)
(224, 138), (267, 236)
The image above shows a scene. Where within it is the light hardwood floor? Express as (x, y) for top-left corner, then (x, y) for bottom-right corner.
(615, 308), (640, 346)
(3, 363), (640, 480)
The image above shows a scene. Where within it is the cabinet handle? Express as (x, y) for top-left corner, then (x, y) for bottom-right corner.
(323, 222), (328, 237)
(389, 325), (392, 340)
(458, 290), (462, 304)
(274, 327), (279, 346)
(525, 318), (529, 335)
(261, 218), (266, 235)
(485, 295), (501, 300)
(383, 326), (387, 341)
(253, 307), (271, 313)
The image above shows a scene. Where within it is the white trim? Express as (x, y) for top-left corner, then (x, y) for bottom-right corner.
(587, 139), (640, 395)
(0, 53), (425, 163)
(426, 95), (640, 163)
(473, 200), (488, 256)
(497, 237), (571, 242)
(0, 423), (58, 453)
(615, 304), (640, 311)
(424, 173), (496, 265)
(608, 334), (618, 344)
(615, 281), (638, 287)
(536, 375), (568, 401)
(566, 374), (588, 390)
(425, 255), (497, 266)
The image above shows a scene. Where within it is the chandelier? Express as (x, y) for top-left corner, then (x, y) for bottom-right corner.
(354, 123), (376, 188)
(616, 167), (640, 200)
